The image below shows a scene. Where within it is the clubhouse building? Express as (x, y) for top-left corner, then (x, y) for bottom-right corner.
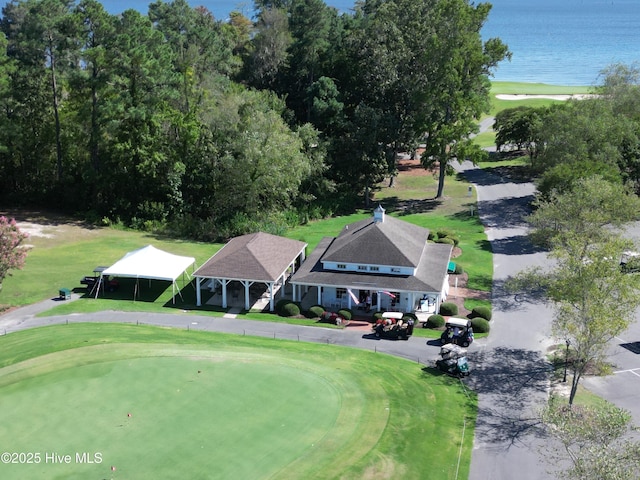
(194, 206), (452, 316)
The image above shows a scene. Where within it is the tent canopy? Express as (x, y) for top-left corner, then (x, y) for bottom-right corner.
(102, 245), (195, 281)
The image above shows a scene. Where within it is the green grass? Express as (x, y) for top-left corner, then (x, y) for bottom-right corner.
(1, 226), (220, 310)
(0, 323), (477, 479)
(491, 81), (592, 95)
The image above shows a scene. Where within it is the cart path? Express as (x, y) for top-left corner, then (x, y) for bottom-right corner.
(0, 299), (452, 366)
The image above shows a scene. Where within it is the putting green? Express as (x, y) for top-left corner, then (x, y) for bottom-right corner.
(0, 344), (387, 480)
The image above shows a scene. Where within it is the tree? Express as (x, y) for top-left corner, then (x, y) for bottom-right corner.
(542, 396), (640, 480)
(71, 0), (116, 174)
(1, 0), (72, 201)
(527, 175), (640, 249)
(243, 6), (291, 90)
(282, 0), (333, 122)
(511, 177), (640, 405)
(533, 65), (640, 198)
(494, 105), (547, 164)
(418, 0), (509, 198)
(0, 216), (30, 289)
(98, 9), (182, 222)
(546, 236), (640, 405)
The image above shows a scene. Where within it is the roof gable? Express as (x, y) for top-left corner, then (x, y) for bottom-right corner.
(322, 215), (429, 267)
(194, 232), (307, 282)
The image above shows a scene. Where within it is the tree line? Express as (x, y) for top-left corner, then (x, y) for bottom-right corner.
(0, 0), (508, 239)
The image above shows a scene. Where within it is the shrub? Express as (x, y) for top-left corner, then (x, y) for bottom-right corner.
(279, 301), (300, 317)
(402, 312), (417, 322)
(435, 229), (459, 246)
(439, 302), (458, 316)
(435, 237), (455, 245)
(426, 314), (445, 328)
(453, 263), (464, 274)
(471, 317), (490, 333)
(275, 298), (291, 315)
(338, 308), (353, 320)
(306, 305), (325, 319)
(471, 305), (492, 321)
(372, 311), (384, 321)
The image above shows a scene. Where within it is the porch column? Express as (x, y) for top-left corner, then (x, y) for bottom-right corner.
(244, 281), (251, 310)
(317, 286), (322, 305)
(196, 277), (202, 306)
(269, 282), (275, 311)
(221, 279), (228, 308)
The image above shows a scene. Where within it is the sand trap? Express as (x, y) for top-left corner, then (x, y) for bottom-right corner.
(495, 94), (597, 101)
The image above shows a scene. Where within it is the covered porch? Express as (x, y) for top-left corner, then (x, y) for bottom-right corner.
(194, 232), (307, 312)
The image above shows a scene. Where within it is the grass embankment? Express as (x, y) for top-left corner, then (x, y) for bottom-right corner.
(0, 323), (476, 480)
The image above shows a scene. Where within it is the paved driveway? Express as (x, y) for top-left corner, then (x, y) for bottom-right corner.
(455, 161), (557, 480)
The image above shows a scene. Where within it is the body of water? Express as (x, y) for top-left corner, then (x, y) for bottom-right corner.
(87, 0), (640, 86)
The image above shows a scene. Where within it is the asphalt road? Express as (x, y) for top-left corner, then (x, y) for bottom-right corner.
(455, 161), (557, 480)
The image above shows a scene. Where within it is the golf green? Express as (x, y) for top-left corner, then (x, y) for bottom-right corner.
(0, 344), (383, 480)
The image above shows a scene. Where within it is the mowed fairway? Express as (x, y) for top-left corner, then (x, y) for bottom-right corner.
(0, 324), (476, 479)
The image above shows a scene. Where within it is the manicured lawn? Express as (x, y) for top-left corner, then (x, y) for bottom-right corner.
(491, 81), (593, 95)
(0, 323), (477, 480)
(0, 226), (219, 310)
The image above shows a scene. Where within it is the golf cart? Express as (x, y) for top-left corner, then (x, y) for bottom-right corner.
(373, 312), (414, 340)
(436, 343), (470, 377)
(440, 318), (474, 347)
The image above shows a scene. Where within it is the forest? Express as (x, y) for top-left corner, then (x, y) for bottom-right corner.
(0, 0), (508, 239)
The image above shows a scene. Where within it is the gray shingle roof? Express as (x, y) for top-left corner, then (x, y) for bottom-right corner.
(322, 215), (430, 267)
(291, 236), (452, 293)
(194, 232), (307, 282)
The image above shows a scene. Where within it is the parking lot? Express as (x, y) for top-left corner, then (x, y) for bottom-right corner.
(583, 316), (640, 426)
(583, 221), (640, 426)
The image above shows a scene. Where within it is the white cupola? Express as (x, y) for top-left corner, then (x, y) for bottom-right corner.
(373, 204), (385, 223)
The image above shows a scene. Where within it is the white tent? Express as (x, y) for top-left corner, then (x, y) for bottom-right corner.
(97, 245), (195, 303)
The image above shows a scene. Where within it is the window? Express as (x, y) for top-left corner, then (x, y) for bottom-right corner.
(390, 291), (400, 306)
(391, 267), (401, 273)
(336, 288), (346, 299)
(357, 265), (367, 271)
(370, 266), (380, 272)
(337, 264), (346, 269)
